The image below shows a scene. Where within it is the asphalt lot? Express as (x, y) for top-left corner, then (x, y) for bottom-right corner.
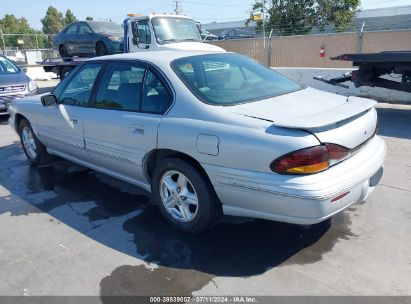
(0, 80), (410, 299)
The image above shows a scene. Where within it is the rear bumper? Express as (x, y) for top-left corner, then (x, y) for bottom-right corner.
(204, 136), (387, 224)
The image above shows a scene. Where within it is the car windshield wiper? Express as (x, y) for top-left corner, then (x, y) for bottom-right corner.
(160, 39), (181, 43)
(181, 38), (202, 42)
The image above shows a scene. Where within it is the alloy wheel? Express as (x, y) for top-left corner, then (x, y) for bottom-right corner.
(160, 170), (199, 222)
(21, 127), (37, 160)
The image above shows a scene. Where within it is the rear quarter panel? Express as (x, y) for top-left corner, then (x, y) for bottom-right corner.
(157, 114), (320, 174)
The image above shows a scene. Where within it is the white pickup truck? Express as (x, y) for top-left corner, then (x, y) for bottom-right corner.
(40, 14), (224, 79)
(124, 14), (224, 53)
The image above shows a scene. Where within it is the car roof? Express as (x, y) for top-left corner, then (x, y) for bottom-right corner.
(86, 50), (230, 66)
(85, 21), (121, 25)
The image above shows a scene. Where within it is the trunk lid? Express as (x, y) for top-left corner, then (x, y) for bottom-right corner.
(232, 87), (378, 149)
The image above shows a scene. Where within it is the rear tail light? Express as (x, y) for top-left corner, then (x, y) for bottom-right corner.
(270, 146), (329, 174)
(325, 143), (350, 165)
(271, 144), (350, 175)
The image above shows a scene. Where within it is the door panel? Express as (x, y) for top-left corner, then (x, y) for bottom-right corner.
(82, 110), (160, 181)
(77, 23), (95, 55)
(37, 105), (89, 160)
(82, 61), (171, 181)
(37, 63), (103, 162)
(63, 23), (79, 54)
(128, 19), (153, 52)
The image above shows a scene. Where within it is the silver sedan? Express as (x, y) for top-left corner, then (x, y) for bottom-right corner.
(7, 51), (386, 233)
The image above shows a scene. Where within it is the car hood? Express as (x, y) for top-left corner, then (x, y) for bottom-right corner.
(230, 87), (376, 129)
(159, 42), (225, 52)
(0, 72), (28, 87)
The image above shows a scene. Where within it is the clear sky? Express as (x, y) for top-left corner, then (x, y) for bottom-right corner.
(1, 0), (410, 30)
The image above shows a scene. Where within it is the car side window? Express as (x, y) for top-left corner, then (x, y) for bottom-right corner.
(65, 24), (78, 34)
(137, 21), (151, 44)
(141, 69), (172, 114)
(94, 62), (145, 111)
(79, 23), (92, 34)
(58, 63), (103, 107)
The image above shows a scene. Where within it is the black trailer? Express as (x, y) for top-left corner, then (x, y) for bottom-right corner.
(314, 51), (411, 93)
(38, 57), (90, 80)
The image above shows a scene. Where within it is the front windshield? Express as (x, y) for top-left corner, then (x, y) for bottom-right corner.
(172, 53), (302, 106)
(152, 17), (202, 44)
(88, 22), (123, 35)
(0, 56), (19, 74)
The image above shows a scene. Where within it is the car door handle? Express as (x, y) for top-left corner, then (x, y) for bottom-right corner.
(131, 124), (144, 135)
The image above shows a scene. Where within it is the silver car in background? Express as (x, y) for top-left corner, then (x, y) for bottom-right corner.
(7, 51), (386, 233)
(0, 55), (38, 115)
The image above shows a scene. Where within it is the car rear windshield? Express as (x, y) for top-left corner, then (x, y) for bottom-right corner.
(172, 53), (302, 106)
(88, 22), (123, 35)
(0, 56), (19, 74)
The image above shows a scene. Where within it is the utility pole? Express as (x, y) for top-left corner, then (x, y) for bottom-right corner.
(174, 1), (182, 15)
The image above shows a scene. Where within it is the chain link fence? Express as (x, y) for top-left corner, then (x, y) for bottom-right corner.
(0, 33), (59, 66)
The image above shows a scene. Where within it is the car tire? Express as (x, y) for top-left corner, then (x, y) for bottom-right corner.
(59, 45), (70, 59)
(152, 157), (221, 234)
(19, 119), (55, 166)
(96, 42), (109, 56)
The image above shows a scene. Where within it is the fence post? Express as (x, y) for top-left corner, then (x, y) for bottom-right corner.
(356, 21), (366, 53)
(267, 38), (272, 67)
(35, 32), (39, 51)
(0, 27), (5, 55)
(266, 29), (273, 67)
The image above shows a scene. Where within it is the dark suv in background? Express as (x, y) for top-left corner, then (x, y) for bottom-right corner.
(53, 21), (124, 57)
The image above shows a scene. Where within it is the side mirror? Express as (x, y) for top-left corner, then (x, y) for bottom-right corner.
(41, 94), (58, 107)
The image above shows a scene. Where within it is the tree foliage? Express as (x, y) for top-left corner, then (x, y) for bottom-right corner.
(64, 9), (78, 26)
(41, 6), (64, 34)
(248, 0), (360, 36)
(41, 7), (79, 34)
(86, 16), (94, 21)
(0, 14), (42, 49)
(0, 6), (79, 50)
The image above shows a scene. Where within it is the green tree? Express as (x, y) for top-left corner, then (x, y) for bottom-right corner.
(86, 16), (94, 21)
(0, 14), (39, 49)
(247, 0), (360, 36)
(64, 9), (78, 26)
(316, 0), (360, 32)
(41, 6), (64, 34)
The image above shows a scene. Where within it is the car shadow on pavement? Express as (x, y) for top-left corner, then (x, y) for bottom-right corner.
(0, 116), (9, 125)
(377, 107), (411, 140)
(0, 143), (356, 297)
